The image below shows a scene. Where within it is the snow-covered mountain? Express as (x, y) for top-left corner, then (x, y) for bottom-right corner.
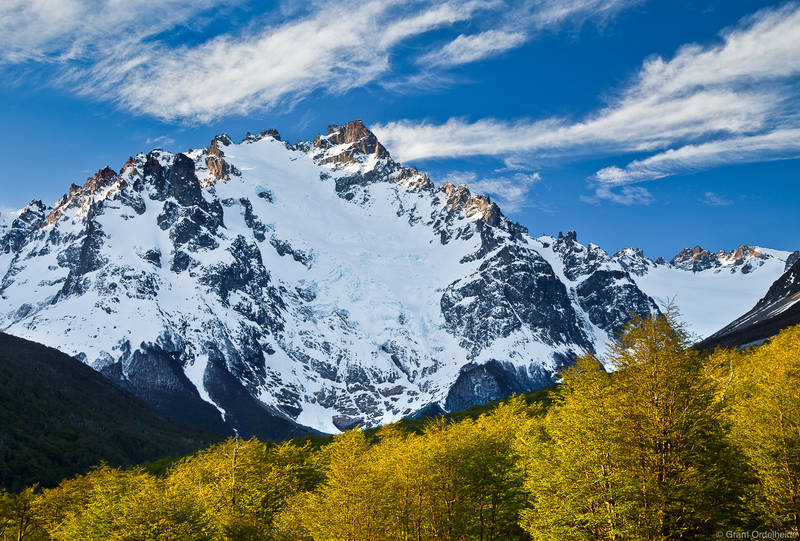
(613, 245), (796, 338)
(697, 257), (800, 350)
(0, 120), (793, 437)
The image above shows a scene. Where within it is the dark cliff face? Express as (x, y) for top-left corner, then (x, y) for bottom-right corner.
(444, 359), (562, 412)
(441, 244), (592, 357)
(786, 251), (800, 271)
(576, 269), (659, 336)
(552, 232), (659, 337)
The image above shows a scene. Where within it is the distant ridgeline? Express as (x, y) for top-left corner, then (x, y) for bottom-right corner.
(3, 318), (799, 539)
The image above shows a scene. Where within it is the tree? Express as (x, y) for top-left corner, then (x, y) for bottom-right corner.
(709, 325), (800, 532)
(609, 312), (740, 539)
(0, 486), (38, 541)
(43, 465), (210, 541)
(288, 428), (389, 540)
(519, 312), (743, 540)
(517, 355), (631, 540)
(169, 437), (317, 540)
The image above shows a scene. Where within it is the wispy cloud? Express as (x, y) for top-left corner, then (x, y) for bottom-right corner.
(63, 0), (496, 122)
(581, 185), (653, 206)
(373, 3), (800, 203)
(594, 128), (800, 184)
(0, 0), (220, 64)
(701, 192), (732, 207)
(417, 0), (641, 69)
(145, 135), (176, 148)
(418, 30), (528, 67)
(444, 170), (542, 212)
(373, 87), (770, 161)
(0, 0), (637, 122)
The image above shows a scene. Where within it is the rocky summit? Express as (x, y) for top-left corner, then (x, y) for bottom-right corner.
(0, 120), (794, 438)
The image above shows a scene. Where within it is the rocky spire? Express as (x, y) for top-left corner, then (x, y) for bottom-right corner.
(313, 120), (390, 165)
(83, 166), (117, 194)
(440, 182), (503, 226)
(206, 135), (239, 181)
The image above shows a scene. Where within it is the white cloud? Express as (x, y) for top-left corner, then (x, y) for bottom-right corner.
(0, 0), (638, 122)
(374, 3), (800, 204)
(373, 88), (770, 161)
(701, 192), (732, 207)
(582, 185), (653, 206)
(417, 0), (641, 69)
(62, 0), (497, 122)
(444, 170), (542, 212)
(594, 128), (800, 184)
(632, 3), (800, 99)
(418, 30), (528, 67)
(0, 0), (219, 64)
(527, 0), (641, 28)
(145, 135), (176, 148)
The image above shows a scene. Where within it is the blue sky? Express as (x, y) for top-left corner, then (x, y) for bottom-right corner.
(1, 0), (798, 258)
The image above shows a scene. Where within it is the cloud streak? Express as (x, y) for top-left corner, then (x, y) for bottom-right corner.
(701, 192), (732, 207)
(0, 0), (638, 122)
(418, 30), (528, 67)
(415, 0), (641, 70)
(373, 3), (800, 203)
(69, 1), (494, 122)
(372, 88), (771, 161)
(594, 128), (800, 185)
(0, 0), (220, 64)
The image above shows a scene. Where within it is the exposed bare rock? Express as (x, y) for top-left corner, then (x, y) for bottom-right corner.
(206, 136), (237, 181)
(313, 120), (389, 165)
(441, 182), (502, 226)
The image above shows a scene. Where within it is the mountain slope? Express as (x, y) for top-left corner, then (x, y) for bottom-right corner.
(612, 245), (793, 338)
(0, 332), (220, 491)
(0, 120), (792, 435)
(696, 258), (800, 350)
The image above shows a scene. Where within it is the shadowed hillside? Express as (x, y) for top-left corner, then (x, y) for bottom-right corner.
(0, 333), (221, 491)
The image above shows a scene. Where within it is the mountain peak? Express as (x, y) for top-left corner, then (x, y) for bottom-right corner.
(313, 119), (389, 165)
(83, 166), (118, 194)
(612, 247), (654, 276)
(243, 129), (281, 144)
(613, 247), (644, 258)
(557, 230), (578, 243)
(206, 135), (240, 181)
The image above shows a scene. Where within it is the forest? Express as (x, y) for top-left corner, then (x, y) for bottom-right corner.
(1, 313), (798, 540)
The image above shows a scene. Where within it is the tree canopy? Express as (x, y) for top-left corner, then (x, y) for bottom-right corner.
(4, 318), (799, 540)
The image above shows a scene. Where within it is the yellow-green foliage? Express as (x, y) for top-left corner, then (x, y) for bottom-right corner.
(708, 325), (800, 533)
(280, 398), (531, 540)
(6, 320), (800, 540)
(518, 313), (742, 540)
